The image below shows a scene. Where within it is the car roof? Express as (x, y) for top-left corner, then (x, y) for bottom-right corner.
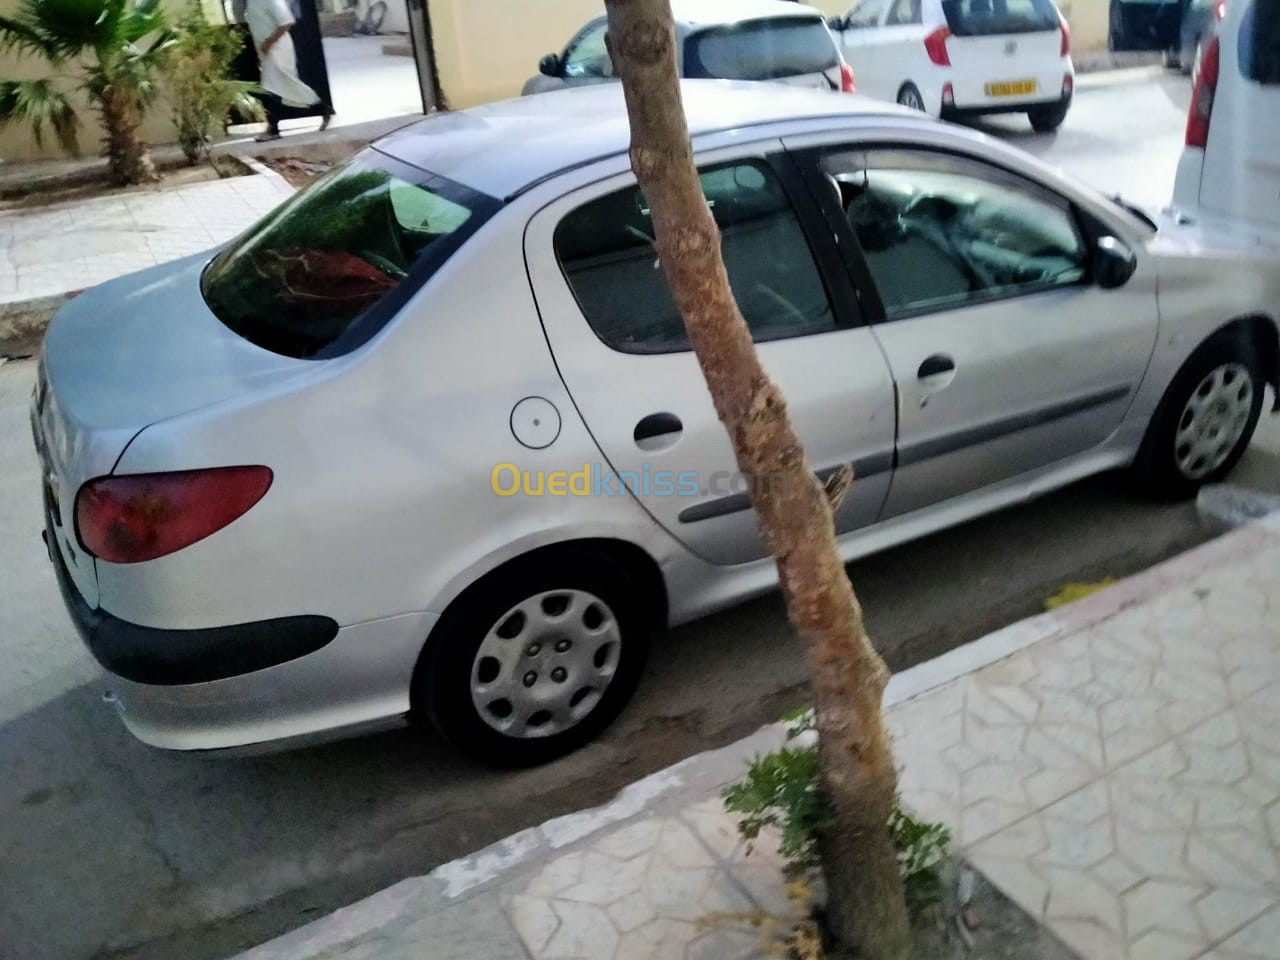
(375, 80), (909, 200)
(669, 0), (827, 28)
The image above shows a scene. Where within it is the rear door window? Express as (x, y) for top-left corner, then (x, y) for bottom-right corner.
(1240, 0), (1280, 83)
(941, 0), (1060, 35)
(201, 154), (497, 358)
(684, 17), (840, 79)
(554, 160), (836, 353)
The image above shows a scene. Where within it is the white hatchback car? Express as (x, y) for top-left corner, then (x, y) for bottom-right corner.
(831, 0), (1075, 129)
(1173, 0), (1280, 242)
(33, 84), (1278, 764)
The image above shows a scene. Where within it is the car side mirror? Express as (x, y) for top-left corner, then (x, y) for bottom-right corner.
(1094, 236), (1137, 289)
(827, 15), (847, 30)
(539, 53), (561, 77)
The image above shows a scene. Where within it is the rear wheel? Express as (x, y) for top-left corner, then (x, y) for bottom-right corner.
(1164, 46), (1182, 70)
(1028, 102), (1069, 132)
(416, 552), (649, 766)
(1132, 333), (1265, 499)
(897, 83), (926, 112)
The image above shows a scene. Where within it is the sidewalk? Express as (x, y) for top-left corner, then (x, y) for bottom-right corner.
(0, 167), (293, 305)
(233, 512), (1280, 960)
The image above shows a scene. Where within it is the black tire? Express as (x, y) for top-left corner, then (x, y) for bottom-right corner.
(1131, 330), (1266, 500)
(1028, 102), (1069, 132)
(415, 550), (650, 767)
(1163, 47), (1182, 70)
(897, 82), (926, 112)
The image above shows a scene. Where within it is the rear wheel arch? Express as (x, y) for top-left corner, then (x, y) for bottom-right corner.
(411, 538), (667, 693)
(409, 538), (666, 762)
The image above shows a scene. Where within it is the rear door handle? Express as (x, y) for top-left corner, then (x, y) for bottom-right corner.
(917, 354), (955, 379)
(634, 412), (683, 446)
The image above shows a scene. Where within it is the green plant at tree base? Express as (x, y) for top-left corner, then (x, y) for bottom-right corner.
(0, 0), (175, 185)
(724, 708), (952, 918)
(166, 1), (263, 165)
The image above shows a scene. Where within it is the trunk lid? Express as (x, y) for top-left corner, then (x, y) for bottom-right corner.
(35, 255), (313, 606)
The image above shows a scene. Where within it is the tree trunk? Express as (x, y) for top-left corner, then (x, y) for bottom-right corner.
(601, 2), (912, 958)
(99, 85), (159, 186)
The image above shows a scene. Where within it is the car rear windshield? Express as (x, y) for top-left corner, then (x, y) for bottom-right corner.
(941, 0), (1060, 35)
(684, 17), (839, 80)
(1240, 0), (1280, 84)
(201, 154), (497, 358)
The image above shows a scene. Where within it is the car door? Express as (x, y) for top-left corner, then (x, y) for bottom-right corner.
(875, 0), (931, 98)
(836, 0), (894, 100)
(1199, 0), (1280, 230)
(524, 144), (898, 565)
(1109, 0), (1185, 50)
(789, 142), (1159, 519)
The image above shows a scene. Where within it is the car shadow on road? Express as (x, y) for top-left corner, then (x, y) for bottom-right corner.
(6, 456), (1269, 960)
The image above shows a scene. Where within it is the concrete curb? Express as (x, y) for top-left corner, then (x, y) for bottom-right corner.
(1074, 63), (1168, 90)
(233, 517), (1280, 960)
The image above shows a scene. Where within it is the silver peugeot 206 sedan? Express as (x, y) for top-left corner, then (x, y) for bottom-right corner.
(32, 82), (1279, 764)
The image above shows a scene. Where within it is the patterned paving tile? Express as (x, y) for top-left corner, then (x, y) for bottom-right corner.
(891, 534), (1280, 960)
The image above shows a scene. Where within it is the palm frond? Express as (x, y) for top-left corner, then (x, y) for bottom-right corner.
(0, 13), (61, 61)
(0, 77), (78, 151)
(20, 0), (120, 60)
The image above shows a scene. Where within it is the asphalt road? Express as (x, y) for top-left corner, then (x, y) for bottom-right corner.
(3, 70), (1278, 960)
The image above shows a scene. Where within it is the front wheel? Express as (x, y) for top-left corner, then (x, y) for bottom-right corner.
(416, 553), (649, 766)
(1132, 333), (1266, 499)
(1028, 102), (1069, 132)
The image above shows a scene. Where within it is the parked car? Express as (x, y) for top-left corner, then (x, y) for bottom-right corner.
(34, 82), (1278, 764)
(1173, 0), (1280, 236)
(1109, 0), (1228, 76)
(828, 0), (1074, 130)
(521, 0), (854, 96)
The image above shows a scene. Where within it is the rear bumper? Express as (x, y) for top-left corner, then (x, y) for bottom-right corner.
(44, 507), (434, 753)
(45, 521), (338, 686)
(943, 91), (1072, 119)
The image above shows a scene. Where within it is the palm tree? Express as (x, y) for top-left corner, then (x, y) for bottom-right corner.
(0, 0), (174, 185)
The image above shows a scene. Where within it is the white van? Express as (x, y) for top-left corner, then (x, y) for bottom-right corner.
(1173, 0), (1280, 239)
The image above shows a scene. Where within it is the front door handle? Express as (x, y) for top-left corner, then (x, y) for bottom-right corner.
(634, 412), (683, 448)
(917, 354), (955, 379)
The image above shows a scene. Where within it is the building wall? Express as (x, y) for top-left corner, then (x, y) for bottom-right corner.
(0, 0), (224, 162)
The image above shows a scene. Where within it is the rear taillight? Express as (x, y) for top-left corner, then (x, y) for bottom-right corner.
(1214, 0), (1227, 19)
(839, 62), (856, 93)
(75, 466), (273, 564)
(924, 26), (951, 66)
(1059, 16), (1071, 57)
(1186, 34), (1220, 148)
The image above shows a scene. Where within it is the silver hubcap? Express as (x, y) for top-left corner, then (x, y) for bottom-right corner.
(1175, 363), (1254, 480)
(470, 589), (622, 739)
(899, 88), (923, 110)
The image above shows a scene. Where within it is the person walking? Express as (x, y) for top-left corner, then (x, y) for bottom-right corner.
(246, 0), (333, 140)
